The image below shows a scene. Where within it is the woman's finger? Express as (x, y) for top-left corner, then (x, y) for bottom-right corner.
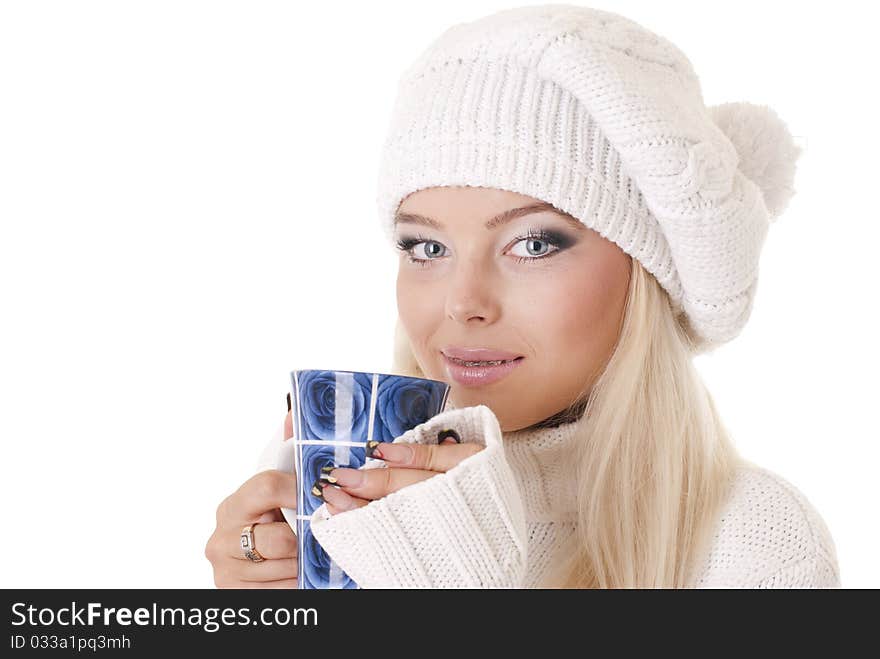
(219, 578), (299, 590)
(321, 441), (485, 501)
(326, 464), (436, 501)
(224, 521), (298, 561)
(247, 578), (298, 589)
(255, 508), (284, 524)
(224, 556), (299, 583)
(284, 405), (293, 440)
(318, 482), (370, 515)
(217, 469), (297, 528)
(371, 441), (484, 473)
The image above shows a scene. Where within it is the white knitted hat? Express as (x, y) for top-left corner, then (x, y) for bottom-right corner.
(375, 4), (802, 354)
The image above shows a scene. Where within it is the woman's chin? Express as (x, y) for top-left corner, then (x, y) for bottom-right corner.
(449, 389), (499, 410)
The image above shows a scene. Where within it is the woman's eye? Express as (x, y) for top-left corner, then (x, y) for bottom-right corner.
(412, 241), (446, 259)
(509, 237), (558, 259)
(395, 237), (447, 266)
(395, 231), (564, 266)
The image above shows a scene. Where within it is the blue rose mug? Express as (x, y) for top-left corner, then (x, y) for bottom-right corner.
(276, 369), (450, 589)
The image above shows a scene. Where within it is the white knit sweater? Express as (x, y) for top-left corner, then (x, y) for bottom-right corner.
(256, 403), (840, 588)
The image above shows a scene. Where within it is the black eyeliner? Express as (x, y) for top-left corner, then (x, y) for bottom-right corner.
(522, 226), (576, 250)
(394, 225), (577, 265)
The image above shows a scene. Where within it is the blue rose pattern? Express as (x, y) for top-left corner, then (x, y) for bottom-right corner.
(373, 374), (448, 441)
(300, 521), (357, 589)
(291, 370), (448, 589)
(297, 370), (373, 441)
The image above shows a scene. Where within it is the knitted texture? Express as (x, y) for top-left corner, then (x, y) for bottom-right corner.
(375, 4), (803, 353)
(308, 405), (528, 588)
(688, 461), (841, 588)
(256, 405), (841, 588)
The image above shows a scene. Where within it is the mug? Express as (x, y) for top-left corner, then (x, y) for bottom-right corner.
(276, 369), (450, 588)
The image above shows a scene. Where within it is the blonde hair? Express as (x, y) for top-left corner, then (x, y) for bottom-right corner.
(390, 255), (744, 588)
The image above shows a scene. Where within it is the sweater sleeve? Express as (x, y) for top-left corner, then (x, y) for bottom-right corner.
(253, 418), (298, 530)
(254, 419), (286, 473)
(307, 404), (529, 588)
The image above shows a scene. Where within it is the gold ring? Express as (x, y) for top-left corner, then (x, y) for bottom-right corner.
(240, 523), (265, 562)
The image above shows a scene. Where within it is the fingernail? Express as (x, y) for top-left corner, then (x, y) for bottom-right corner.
(330, 467), (364, 487)
(321, 481), (355, 511)
(366, 440), (384, 460)
(376, 443), (413, 464)
(286, 392), (292, 413)
(437, 428), (461, 444)
(319, 465), (338, 484)
(310, 479), (328, 500)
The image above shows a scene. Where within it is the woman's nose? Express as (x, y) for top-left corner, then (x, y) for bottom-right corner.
(444, 262), (501, 324)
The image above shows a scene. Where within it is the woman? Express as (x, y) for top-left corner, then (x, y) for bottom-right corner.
(205, 4), (840, 588)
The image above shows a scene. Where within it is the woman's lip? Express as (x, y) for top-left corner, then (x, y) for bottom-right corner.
(441, 353), (524, 387)
(440, 347), (524, 361)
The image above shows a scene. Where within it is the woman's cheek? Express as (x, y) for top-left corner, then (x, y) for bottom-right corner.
(557, 261), (629, 365)
(397, 272), (429, 321)
(397, 273), (439, 359)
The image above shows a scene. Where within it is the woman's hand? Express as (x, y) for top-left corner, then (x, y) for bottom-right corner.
(315, 436), (485, 515)
(204, 412), (299, 588)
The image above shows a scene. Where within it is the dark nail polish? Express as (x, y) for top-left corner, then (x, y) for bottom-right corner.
(366, 440), (384, 459)
(319, 465), (338, 484)
(437, 428), (461, 444)
(310, 479), (328, 500)
(286, 392), (292, 413)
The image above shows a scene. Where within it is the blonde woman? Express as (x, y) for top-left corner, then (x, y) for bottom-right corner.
(205, 4), (840, 588)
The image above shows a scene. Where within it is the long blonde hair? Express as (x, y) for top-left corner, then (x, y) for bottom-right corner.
(390, 255), (744, 588)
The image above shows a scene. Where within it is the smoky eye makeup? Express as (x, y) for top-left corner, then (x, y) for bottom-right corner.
(394, 224), (579, 267)
(522, 226), (576, 251)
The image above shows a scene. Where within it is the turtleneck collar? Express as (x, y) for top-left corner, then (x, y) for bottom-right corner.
(444, 398), (585, 522)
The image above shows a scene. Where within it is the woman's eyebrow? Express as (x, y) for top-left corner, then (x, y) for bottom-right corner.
(393, 201), (584, 231)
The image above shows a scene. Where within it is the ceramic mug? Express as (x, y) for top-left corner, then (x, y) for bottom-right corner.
(275, 369), (450, 589)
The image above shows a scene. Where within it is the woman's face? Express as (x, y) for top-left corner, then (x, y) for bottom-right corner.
(394, 186), (632, 432)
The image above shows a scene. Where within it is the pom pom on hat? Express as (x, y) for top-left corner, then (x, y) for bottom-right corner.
(708, 101), (803, 221)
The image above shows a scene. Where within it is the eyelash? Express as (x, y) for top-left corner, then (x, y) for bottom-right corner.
(394, 227), (564, 268)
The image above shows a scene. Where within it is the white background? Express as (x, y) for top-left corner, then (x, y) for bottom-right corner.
(1, 1), (877, 588)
